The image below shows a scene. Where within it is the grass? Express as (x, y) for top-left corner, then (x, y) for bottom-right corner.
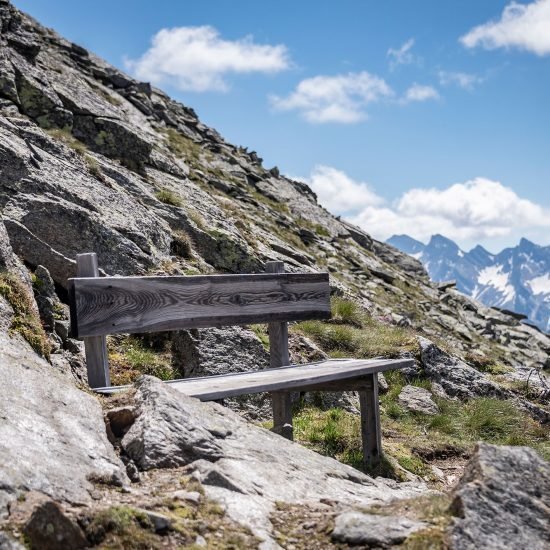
(46, 127), (88, 155)
(108, 335), (176, 385)
(163, 128), (202, 167)
(155, 187), (183, 207)
(0, 272), (50, 358)
(170, 230), (193, 259)
(249, 324), (270, 350)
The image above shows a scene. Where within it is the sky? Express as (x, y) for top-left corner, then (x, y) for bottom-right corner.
(12, 0), (550, 253)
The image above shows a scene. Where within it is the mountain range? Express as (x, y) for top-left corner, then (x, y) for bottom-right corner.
(387, 234), (550, 333)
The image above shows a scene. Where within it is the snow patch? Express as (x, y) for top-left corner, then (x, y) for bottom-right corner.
(527, 274), (550, 295)
(477, 265), (516, 302)
(457, 250), (464, 258)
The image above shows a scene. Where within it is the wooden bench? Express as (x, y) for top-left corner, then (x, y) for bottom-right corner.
(69, 253), (413, 468)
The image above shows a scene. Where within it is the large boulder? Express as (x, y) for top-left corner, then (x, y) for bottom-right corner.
(0, 328), (127, 517)
(398, 384), (439, 415)
(449, 443), (550, 550)
(120, 376), (429, 545)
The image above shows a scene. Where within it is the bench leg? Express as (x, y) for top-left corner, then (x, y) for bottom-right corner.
(359, 373), (382, 469)
(271, 391), (293, 440)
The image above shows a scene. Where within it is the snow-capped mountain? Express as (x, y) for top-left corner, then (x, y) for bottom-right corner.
(387, 234), (550, 333)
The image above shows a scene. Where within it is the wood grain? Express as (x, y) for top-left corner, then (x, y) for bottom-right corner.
(359, 373), (381, 468)
(94, 358), (413, 400)
(70, 272), (330, 338)
(76, 253), (110, 388)
(266, 261), (293, 440)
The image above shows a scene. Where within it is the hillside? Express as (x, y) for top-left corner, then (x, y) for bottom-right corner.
(388, 234), (550, 333)
(0, 1), (549, 548)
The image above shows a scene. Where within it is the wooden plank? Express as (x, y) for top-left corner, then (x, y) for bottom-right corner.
(94, 358), (413, 400)
(76, 253), (110, 389)
(266, 261), (293, 440)
(70, 272), (330, 338)
(359, 373), (382, 468)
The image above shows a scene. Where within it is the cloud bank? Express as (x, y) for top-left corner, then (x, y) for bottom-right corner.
(461, 0), (550, 56)
(296, 167), (550, 243)
(125, 26), (290, 92)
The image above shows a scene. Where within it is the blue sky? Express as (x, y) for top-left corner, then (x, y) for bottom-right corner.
(13, 0), (550, 252)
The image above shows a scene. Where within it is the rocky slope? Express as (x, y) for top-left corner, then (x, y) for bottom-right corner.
(388, 233), (550, 333)
(0, 1), (549, 548)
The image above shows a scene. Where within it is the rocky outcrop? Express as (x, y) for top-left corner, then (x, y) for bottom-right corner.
(449, 443), (550, 550)
(120, 377), (428, 545)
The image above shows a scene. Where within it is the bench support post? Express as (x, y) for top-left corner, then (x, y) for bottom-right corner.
(76, 253), (110, 389)
(359, 373), (381, 469)
(266, 261), (293, 440)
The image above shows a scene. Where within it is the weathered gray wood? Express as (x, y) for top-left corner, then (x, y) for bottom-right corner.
(69, 272), (330, 338)
(359, 373), (382, 469)
(76, 253), (110, 389)
(93, 358), (413, 401)
(266, 261), (293, 440)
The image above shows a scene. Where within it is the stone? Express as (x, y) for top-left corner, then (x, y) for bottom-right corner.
(398, 385), (439, 415)
(331, 512), (426, 546)
(450, 443), (550, 550)
(122, 377), (429, 545)
(0, 330), (127, 517)
(0, 532), (25, 550)
(105, 406), (136, 438)
(22, 500), (88, 550)
(418, 337), (505, 399)
(141, 509), (172, 534)
(172, 490), (201, 505)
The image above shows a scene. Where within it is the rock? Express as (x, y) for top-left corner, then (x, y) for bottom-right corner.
(32, 264), (58, 330)
(141, 509), (172, 534)
(105, 406), (136, 438)
(377, 372), (389, 394)
(398, 385), (439, 415)
(418, 337), (505, 399)
(450, 443), (550, 550)
(0, 330), (127, 517)
(0, 532), (25, 550)
(122, 377), (429, 545)
(172, 490), (201, 505)
(22, 500), (88, 550)
(331, 512), (426, 546)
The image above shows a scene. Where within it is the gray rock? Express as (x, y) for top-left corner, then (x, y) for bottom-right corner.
(398, 385), (439, 415)
(331, 512), (426, 546)
(419, 337), (505, 399)
(450, 443), (550, 550)
(22, 500), (88, 550)
(0, 329), (127, 517)
(0, 532), (25, 550)
(123, 377), (429, 545)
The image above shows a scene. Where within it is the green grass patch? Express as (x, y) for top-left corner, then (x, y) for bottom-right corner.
(108, 335), (176, 385)
(0, 272), (50, 358)
(155, 187), (183, 207)
(46, 127), (88, 155)
(249, 324), (270, 350)
(163, 128), (202, 166)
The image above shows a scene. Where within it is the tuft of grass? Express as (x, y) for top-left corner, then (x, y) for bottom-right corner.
(187, 209), (206, 230)
(0, 272), (50, 358)
(155, 187), (183, 207)
(46, 127), (88, 155)
(249, 324), (270, 350)
(163, 128), (202, 167)
(85, 155), (104, 180)
(330, 297), (365, 327)
(170, 230), (193, 258)
(108, 335), (176, 385)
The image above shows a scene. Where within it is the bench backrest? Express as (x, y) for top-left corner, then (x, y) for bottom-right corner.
(68, 253), (331, 388)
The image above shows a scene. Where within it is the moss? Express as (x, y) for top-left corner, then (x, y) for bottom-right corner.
(108, 335), (176, 385)
(155, 187), (183, 207)
(170, 230), (193, 258)
(249, 324), (270, 350)
(0, 272), (50, 358)
(87, 506), (159, 548)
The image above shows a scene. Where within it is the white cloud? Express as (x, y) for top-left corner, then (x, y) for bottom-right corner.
(387, 38), (416, 69)
(402, 83), (440, 103)
(438, 71), (484, 90)
(295, 165), (383, 213)
(125, 26), (290, 92)
(460, 0), (550, 56)
(270, 71), (394, 124)
(294, 168), (550, 244)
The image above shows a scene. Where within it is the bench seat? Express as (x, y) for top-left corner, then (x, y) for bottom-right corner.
(94, 357), (413, 401)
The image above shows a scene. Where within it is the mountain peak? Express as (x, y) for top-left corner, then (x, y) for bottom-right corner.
(427, 234), (459, 251)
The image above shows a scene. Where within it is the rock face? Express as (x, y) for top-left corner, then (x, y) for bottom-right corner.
(398, 384), (439, 415)
(121, 377), (428, 545)
(0, 328), (127, 517)
(449, 443), (550, 550)
(331, 512), (427, 546)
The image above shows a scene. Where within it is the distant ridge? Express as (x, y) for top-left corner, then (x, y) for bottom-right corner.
(387, 234), (550, 333)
